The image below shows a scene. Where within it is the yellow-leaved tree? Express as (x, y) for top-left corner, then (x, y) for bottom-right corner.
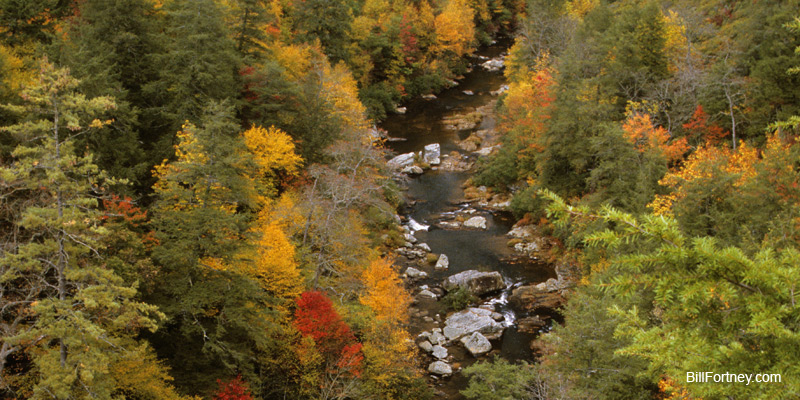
(243, 124), (302, 201)
(359, 257), (419, 397)
(434, 0), (476, 57)
(242, 124), (305, 299)
(250, 193), (305, 300)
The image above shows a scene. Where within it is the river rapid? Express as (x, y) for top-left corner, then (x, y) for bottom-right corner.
(381, 40), (558, 398)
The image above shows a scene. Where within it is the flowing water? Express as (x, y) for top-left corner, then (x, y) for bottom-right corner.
(382, 40), (557, 398)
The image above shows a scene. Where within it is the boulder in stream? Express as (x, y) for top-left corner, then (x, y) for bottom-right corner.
(435, 254), (449, 270)
(387, 152), (415, 169)
(401, 165), (424, 175)
(428, 361), (452, 376)
(419, 289), (438, 299)
(460, 332), (492, 357)
(432, 345), (448, 359)
(405, 267), (428, 279)
(443, 270), (505, 296)
(442, 307), (505, 341)
(509, 285), (565, 312)
(418, 340), (433, 353)
(516, 315), (547, 333)
(463, 216), (487, 229)
(423, 143), (441, 165)
(481, 58), (505, 72)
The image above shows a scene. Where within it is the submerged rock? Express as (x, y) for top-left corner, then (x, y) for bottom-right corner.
(443, 270), (505, 296)
(442, 307), (505, 341)
(460, 332), (492, 357)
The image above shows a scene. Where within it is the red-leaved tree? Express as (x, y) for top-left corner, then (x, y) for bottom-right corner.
(294, 291), (363, 399)
(213, 375), (253, 400)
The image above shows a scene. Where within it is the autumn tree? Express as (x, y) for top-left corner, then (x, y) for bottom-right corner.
(294, 291), (364, 400)
(0, 61), (171, 399)
(214, 375), (254, 400)
(359, 258), (426, 398)
(434, 0), (476, 58)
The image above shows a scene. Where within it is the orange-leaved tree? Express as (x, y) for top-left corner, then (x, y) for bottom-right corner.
(622, 112), (688, 164)
(359, 258), (420, 397)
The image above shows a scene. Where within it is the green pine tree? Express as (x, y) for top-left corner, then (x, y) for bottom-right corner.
(0, 60), (165, 399)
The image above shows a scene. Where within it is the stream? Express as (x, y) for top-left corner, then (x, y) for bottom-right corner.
(381, 40), (558, 398)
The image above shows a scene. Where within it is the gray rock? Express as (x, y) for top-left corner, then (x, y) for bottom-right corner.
(405, 267), (428, 279)
(443, 270), (505, 296)
(443, 308), (505, 341)
(429, 330), (446, 345)
(401, 165), (424, 175)
(463, 216), (487, 229)
(438, 221), (461, 229)
(432, 345), (448, 359)
(507, 224), (535, 239)
(422, 94), (438, 100)
(514, 241), (539, 254)
(404, 233), (417, 244)
(395, 106), (407, 114)
(423, 143), (441, 165)
(387, 152), (415, 169)
(418, 340), (433, 353)
(490, 84), (509, 96)
(419, 289), (438, 299)
(460, 332), (492, 357)
(417, 242), (431, 252)
(428, 361), (452, 376)
(435, 254), (449, 270)
(462, 90), (474, 95)
(481, 58), (505, 71)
